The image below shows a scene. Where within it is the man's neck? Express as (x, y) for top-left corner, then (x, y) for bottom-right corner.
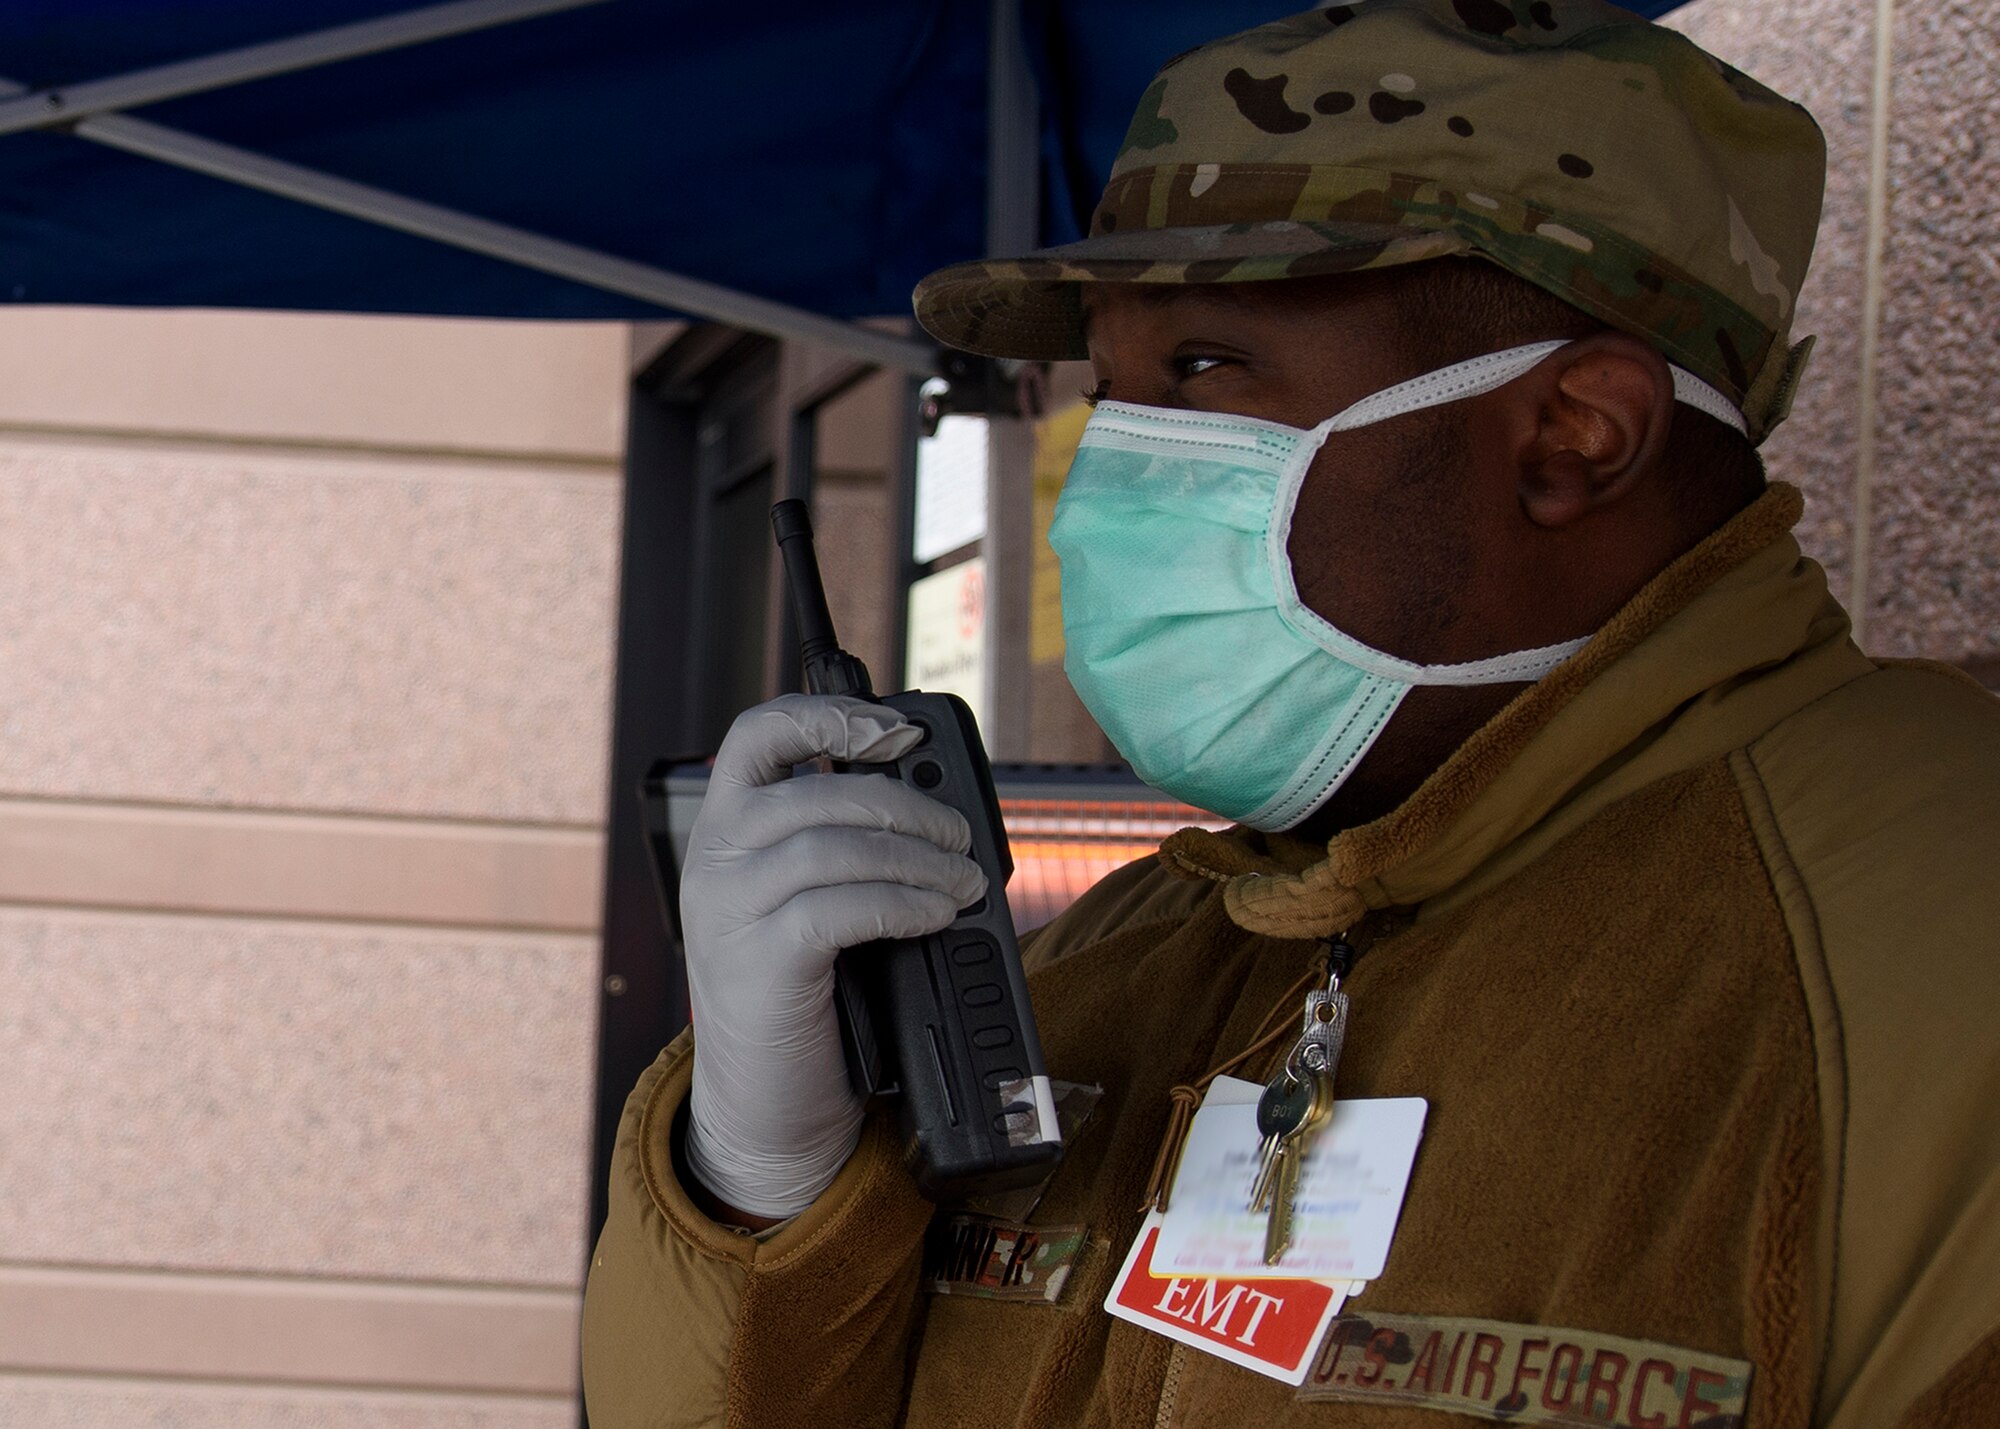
(1291, 682), (1527, 842)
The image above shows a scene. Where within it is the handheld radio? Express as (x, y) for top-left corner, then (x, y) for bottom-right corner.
(769, 499), (1063, 1199)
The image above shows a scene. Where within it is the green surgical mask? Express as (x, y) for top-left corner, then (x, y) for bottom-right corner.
(1050, 340), (1744, 829)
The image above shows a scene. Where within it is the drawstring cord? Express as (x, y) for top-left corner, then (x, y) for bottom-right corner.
(1139, 950), (1330, 1214)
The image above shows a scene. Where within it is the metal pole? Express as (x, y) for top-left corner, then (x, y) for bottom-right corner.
(0, 0), (612, 139)
(767, 355), (883, 695)
(586, 372), (698, 1271)
(980, 0), (1039, 759)
(70, 110), (943, 376)
(1849, 0), (1897, 648)
(984, 0), (1039, 259)
(886, 376), (925, 691)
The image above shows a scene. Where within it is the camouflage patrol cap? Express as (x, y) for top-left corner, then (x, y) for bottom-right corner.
(913, 0), (1826, 442)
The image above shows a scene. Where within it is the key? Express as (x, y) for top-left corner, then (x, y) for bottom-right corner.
(1262, 948), (1355, 1263)
(1247, 1071), (1316, 1212)
(1263, 1066), (1334, 1264)
(1249, 1073), (1314, 1210)
(1254, 988), (1345, 1211)
(1264, 1136), (1301, 1264)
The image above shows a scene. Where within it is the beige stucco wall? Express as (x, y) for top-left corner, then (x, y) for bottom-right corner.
(0, 307), (627, 1426)
(1666, 0), (1998, 678)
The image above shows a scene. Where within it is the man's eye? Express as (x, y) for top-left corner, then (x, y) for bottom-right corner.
(1175, 355), (1228, 379)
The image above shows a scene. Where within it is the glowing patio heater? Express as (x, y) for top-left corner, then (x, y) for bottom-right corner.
(643, 762), (1226, 944)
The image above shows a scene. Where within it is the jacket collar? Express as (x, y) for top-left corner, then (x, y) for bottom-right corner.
(1159, 483), (1874, 938)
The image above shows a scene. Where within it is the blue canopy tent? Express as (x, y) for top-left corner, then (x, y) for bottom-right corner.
(0, 0), (1693, 1296)
(0, 0), (1684, 362)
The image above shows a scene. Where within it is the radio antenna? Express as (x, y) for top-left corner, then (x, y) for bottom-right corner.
(771, 499), (875, 698)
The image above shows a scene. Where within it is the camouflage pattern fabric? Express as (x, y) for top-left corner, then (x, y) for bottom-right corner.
(912, 0), (1827, 443)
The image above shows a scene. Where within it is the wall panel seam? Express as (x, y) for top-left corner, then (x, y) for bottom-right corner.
(1848, 0), (1897, 646)
(0, 791), (606, 835)
(0, 1368), (578, 1406)
(0, 419), (621, 472)
(0, 798), (609, 932)
(0, 1264), (585, 1396)
(0, 1258), (582, 1298)
(0, 898), (604, 943)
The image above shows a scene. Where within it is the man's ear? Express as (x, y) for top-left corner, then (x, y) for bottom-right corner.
(1515, 333), (1674, 530)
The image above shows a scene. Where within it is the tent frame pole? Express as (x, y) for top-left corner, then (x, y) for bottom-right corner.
(980, 0), (1040, 760)
(0, 0), (611, 139)
(0, 0), (944, 376)
(66, 111), (941, 375)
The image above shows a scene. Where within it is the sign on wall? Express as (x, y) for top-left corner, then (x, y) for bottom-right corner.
(905, 556), (987, 735)
(914, 414), (988, 563)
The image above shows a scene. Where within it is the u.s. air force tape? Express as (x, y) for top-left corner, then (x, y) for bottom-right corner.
(1299, 1312), (1753, 1427)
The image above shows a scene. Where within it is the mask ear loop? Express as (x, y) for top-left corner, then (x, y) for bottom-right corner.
(1316, 339), (1748, 437)
(1271, 340), (1607, 689)
(1271, 340), (1578, 665)
(1273, 338), (1747, 690)
(1281, 338), (1750, 569)
(1668, 367), (1749, 435)
(1319, 340), (1570, 435)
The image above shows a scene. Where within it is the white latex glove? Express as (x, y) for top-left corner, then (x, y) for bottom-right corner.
(681, 693), (988, 1219)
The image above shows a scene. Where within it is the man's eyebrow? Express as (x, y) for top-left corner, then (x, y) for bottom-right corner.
(1078, 284), (1250, 340)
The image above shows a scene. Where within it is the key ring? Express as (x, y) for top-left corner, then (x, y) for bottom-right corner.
(1325, 936), (1357, 990)
(1283, 937), (1356, 1081)
(1286, 997), (1342, 1079)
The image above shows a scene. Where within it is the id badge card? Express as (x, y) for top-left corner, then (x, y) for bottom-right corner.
(1104, 1076), (1360, 1385)
(1154, 1080), (1427, 1281)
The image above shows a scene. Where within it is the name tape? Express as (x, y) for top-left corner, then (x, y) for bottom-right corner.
(1298, 1312), (1754, 1427)
(924, 1213), (1086, 1304)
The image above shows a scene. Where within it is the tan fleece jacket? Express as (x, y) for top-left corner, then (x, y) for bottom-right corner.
(581, 486), (2000, 1428)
